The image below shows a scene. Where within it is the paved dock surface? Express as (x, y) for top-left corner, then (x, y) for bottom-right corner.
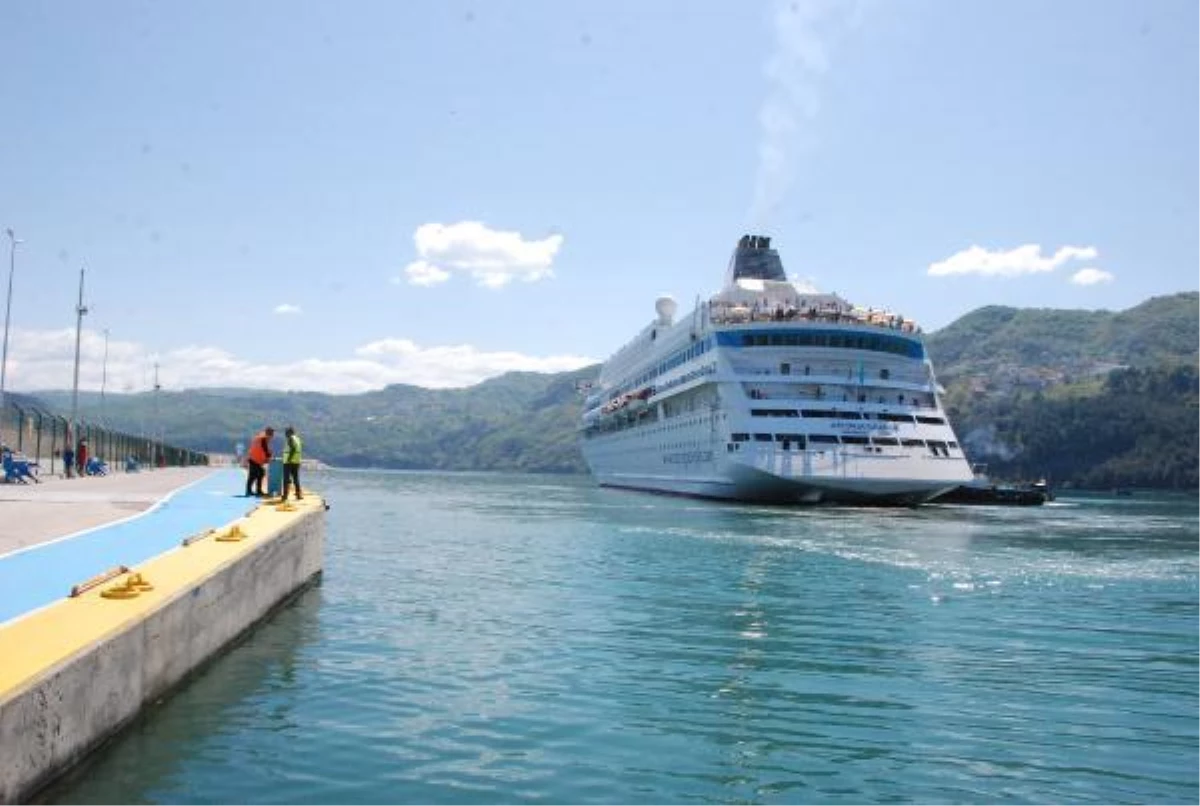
(0, 467), (219, 556)
(0, 467), (257, 624)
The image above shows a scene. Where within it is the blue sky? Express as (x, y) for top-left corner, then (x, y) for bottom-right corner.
(1, 0), (1196, 394)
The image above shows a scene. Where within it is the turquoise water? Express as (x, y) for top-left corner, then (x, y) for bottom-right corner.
(49, 471), (1198, 804)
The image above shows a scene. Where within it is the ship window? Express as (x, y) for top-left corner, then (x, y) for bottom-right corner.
(801, 409), (836, 418)
(731, 433), (750, 442)
(901, 438), (925, 447)
(878, 413), (915, 423)
(948, 441), (958, 449)
(927, 440), (948, 456)
(916, 416), (946, 425)
(751, 408), (798, 417)
(872, 437), (899, 446)
(781, 362), (790, 375)
(841, 435), (869, 445)
(754, 433), (773, 442)
(879, 368), (890, 380)
(776, 433), (805, 444)
(717, 330), (924, 358)
(809, 434), (840, 444)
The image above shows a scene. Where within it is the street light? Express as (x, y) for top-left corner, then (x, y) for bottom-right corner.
(1, 228), (22, 414)
(69, 267), (88, 459)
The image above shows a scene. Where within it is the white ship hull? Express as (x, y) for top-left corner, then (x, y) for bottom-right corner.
(579, 235), (974, 506)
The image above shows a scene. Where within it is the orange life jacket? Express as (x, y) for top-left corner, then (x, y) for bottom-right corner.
(247, 432), (270, 464)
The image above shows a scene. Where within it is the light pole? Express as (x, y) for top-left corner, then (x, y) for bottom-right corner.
(152, 361), (161, 468)
(69, 267), (88, 460)
(1, 228), (22, 415)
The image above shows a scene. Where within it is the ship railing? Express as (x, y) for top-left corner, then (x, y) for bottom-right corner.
(741, 384), (939, 409)
(707, 306), (921, 333)
(730, 366), (931, 388)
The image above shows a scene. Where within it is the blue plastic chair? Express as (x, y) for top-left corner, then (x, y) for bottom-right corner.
(2, 452), (37, 484)
(1, 453), (21, 483)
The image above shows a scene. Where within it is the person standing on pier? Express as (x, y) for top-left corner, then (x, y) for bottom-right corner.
(76, 438), (88, 477)
(244, 426), (274, 497)
(281, 426), (303, 501)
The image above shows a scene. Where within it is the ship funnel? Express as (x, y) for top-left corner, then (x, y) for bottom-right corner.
(655, 295), (677, 325)
(726, 234), (787, 286)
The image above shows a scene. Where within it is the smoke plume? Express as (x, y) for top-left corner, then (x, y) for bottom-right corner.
(961, 425), (1020, 462)
(748, 0), (858, 228)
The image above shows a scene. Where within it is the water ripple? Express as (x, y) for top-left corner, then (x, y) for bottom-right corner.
(48, 475), (1198, 805)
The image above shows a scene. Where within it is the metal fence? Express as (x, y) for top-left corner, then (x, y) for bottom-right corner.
(0, 398), (207, 477)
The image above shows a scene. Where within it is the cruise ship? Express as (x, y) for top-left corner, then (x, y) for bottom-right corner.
(579, 235), (974, 505)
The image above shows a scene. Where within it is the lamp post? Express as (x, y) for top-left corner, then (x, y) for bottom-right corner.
(69, 267), (88, 459)
(152, 361), (161, 469)
(1, 228), (22, 415)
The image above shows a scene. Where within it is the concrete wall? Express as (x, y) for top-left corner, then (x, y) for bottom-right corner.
(0, 504), (324, 803)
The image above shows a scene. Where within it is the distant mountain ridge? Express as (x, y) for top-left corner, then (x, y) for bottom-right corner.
(34, 367), (599, 474)
(925, 292), (1198, 391)
(28, 292), (1199, 489)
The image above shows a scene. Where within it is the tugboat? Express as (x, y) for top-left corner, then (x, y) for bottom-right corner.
(931, 464), (1051, 506)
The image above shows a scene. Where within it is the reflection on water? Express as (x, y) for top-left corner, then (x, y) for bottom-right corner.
(51, 473), (1199, 805)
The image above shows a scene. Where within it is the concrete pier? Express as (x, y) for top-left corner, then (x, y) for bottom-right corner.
(0, 468), (325, 803)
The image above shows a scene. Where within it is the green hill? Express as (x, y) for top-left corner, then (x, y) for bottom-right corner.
(925, 292), (1198, 389)
(927, 291), (1198, 489)
(35, 366), (599, 474)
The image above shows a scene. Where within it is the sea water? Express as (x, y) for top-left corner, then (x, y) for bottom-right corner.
(49, 471), (1198, 804)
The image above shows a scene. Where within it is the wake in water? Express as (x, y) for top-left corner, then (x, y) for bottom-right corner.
(608, 492), (1199, 585)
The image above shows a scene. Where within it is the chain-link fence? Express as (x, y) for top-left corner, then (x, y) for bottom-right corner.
(0, 398), (207, 478)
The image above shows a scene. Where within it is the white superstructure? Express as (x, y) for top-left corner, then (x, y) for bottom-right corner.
(579, 235), (974, 505)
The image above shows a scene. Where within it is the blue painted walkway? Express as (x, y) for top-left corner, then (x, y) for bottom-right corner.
(0, 469), (253, 624)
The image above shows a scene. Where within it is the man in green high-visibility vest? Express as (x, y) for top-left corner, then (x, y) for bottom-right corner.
(281, 425), (304, 502)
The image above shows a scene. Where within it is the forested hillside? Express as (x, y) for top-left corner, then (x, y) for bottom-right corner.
(36, 368), (597, 474)
(926, 292), (1198, 392)
(944, 364), (1198, 489)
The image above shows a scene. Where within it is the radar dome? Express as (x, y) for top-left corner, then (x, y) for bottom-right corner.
(655, 295), (677, 325)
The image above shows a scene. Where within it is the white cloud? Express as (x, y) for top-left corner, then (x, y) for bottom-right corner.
(0, 326), (595, 395)
(399, 221), (564, 289)
(928, 244), (1100, 278)
(1070, 267), (1115, 286)
(402, 260), (451, 287)
(274, 303), (302, 315)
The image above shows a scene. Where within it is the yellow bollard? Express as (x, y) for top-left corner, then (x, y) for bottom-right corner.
(216, 524), (248, 543)
(100, 572), (152, 600)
